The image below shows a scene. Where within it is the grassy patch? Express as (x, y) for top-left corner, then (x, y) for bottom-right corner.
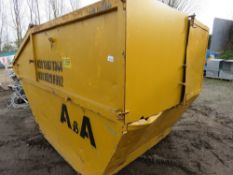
(220, 50), (233, 60)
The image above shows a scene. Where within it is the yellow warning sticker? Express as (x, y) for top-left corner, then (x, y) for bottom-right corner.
(62, 57), (72, 68)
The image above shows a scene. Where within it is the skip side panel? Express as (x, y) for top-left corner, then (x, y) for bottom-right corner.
(125, 0), (189, 123)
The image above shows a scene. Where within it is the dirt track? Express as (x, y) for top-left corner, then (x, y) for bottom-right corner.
(0, 78), (233, 175)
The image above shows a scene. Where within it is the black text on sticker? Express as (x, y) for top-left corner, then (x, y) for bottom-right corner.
(60, 104), (96, 148)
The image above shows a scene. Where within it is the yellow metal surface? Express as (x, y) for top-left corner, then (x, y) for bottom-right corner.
(125, 0), (189, 123)
(13, 0), (209, 174)
(185, 20), (209, 101)
(104, 97), (196, 175)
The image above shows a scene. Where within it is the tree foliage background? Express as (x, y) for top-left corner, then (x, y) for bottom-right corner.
(0, 0), (233, 55)
(157, 0), (199, 13)
(0, 0), (81, 52)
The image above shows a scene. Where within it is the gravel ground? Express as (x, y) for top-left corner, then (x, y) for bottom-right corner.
(0, 69), (12, 90)
(120, 79), (233, 175)
(0, 77), (232, 175)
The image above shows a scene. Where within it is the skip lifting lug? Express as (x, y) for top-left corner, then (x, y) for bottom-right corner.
(188, 14), (196, 27)
(117, 111), (129, 120)
(121, 0), (126, 10)
(180, 82), (186, 87)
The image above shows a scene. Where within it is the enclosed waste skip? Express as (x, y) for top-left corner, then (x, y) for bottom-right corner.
(13, 0), (209, 174)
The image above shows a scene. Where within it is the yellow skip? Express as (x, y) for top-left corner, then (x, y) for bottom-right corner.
(13, 0), (209, 174)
